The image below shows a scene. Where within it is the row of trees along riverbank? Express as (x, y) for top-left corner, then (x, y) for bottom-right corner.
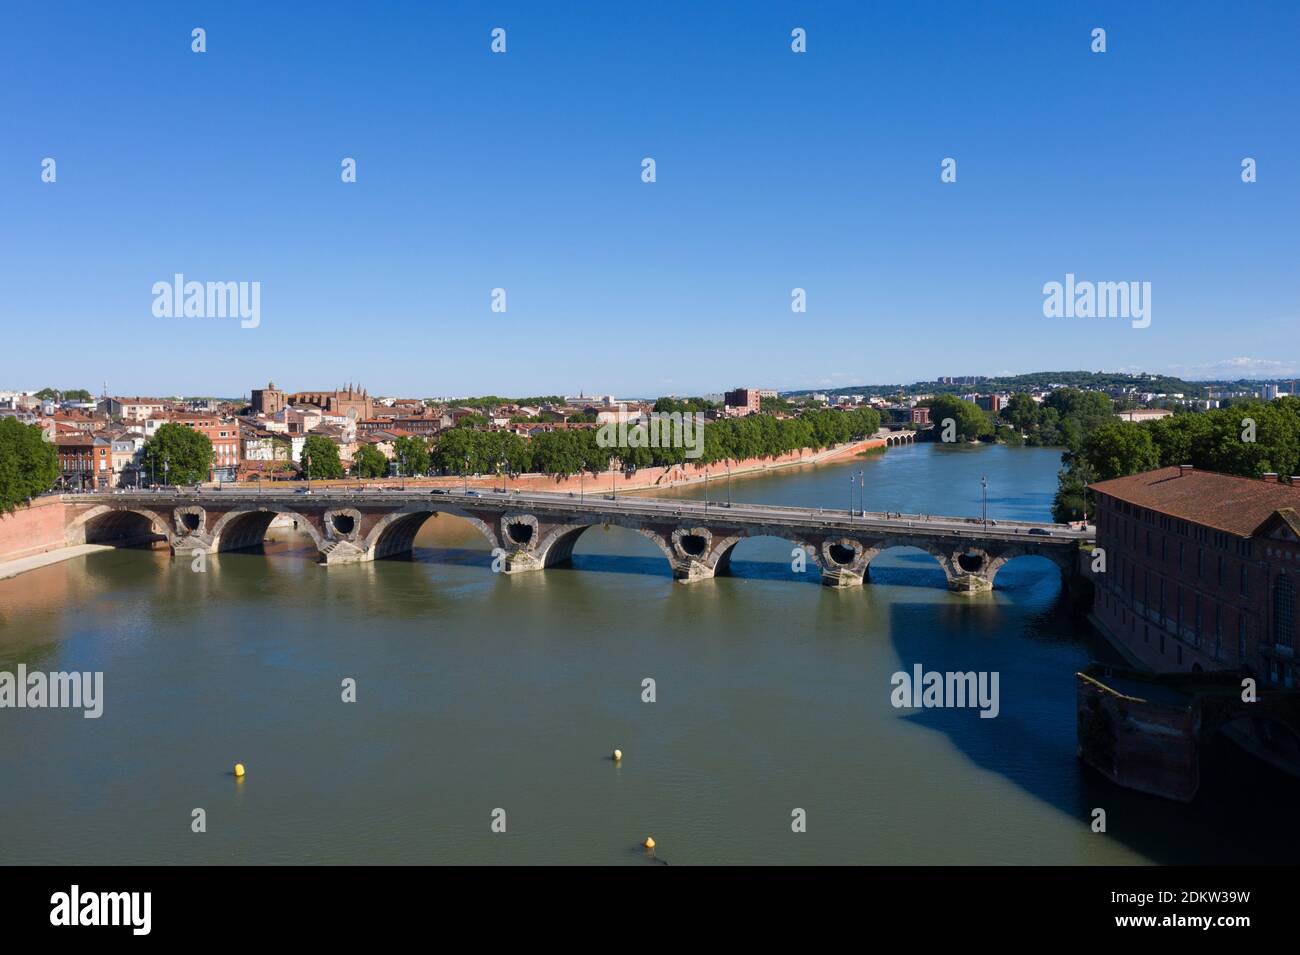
(910, 391), (1300, 522)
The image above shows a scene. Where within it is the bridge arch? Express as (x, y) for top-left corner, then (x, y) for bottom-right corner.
(209, 507), (326, 555)
(362, 506), (499, 562)
(860, 537), (958, 585)
(66, 505), (172, 548)
(531, 522), (600, 568)
(985, 545), (1074, 586)
(709, 533), (820, 579)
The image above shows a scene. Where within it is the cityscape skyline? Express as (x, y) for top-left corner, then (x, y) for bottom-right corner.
(4, 363), (1298, 401)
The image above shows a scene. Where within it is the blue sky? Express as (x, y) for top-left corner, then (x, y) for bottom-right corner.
(2, 1), (1297, 398)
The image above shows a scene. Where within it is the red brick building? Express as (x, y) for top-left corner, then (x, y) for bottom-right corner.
(158, 412), (241, 482)
(724, 388), (761, 416)
(1089, 466), (1300, 688)
(56, 433), (114, 490)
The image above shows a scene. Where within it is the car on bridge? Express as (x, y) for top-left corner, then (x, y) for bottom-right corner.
(430, 488), (449, 495)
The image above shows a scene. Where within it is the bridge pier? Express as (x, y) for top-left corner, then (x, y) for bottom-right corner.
(170, 536), (215, 558)
(947, 572), (994, 594)
(817, 538), (870, 587)
(672, 558), (716, 582)
(319, 540), (369, 565)
(821, 566), (866, 588)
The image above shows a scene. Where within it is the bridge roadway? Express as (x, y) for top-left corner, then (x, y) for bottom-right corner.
(64, 487), (1094, 592)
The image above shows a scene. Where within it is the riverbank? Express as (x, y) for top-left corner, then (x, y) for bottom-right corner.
(0, 544), (116, 581)
(231, 434), (893, 496)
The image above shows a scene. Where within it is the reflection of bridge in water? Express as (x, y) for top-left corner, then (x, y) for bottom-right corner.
(65, 489), (1093, 593)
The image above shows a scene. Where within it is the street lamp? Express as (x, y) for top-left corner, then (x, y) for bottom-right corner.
(726, 465), (732, 507)
(858, 470), (865, 517)
(703, 470), (709, 511)
(464, 456), (470, 493)
(981, 474), (988, 528)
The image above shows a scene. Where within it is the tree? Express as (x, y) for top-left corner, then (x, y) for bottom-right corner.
(300, 435), (344, 479)
(351, 444), (388, 478)
(530, 431), (585, 477)
(924, 396), (991, 441)
(1002, 393), (1040, 432)
(392, 435), (431, 475)
(0, 418), (60, 511)
(142, 423), (213, 485)
(35, 388), (92, 402)
(1081, 422), (1161, 481)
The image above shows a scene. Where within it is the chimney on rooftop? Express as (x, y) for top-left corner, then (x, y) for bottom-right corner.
(1178, 464), (1193, 475)
(1262, 472), (1279, 483)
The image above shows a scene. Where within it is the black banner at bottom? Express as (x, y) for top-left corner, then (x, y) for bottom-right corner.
(0, 864), (1280, 941)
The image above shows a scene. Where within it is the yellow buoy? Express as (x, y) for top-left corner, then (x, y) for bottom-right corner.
(612, 749), (623, 761)
(233, 762), (245, 778)
(643, 836), (656, 850)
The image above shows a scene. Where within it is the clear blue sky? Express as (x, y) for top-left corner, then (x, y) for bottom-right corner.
(2, 1), (1296, 398)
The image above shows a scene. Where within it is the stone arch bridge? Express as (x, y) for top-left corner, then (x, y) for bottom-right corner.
(64, 488), (1090, 593)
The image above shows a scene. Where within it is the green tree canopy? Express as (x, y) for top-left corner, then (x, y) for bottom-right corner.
(0, 418), (60, 511)
(300, 435), (344, 480)
(143, 423), (213, 485)
(924, 396), (991, 441)
(351, 444), (388, 478)
(1081, 421), (1161, 482)
(392, 435), (431, 475)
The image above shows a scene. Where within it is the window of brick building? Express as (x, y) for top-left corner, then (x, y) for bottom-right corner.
(1275, 576), (1295, 650)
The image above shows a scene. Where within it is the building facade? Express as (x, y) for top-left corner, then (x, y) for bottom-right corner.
(288, 385), (374, 421)
(724, 388), (761, 416)
(251, 382), (287, 416)
(1089, 466), (1300, 688)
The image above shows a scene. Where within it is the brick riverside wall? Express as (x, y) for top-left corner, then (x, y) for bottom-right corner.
(0, 496), (68, 562)
(248, 437), (888, 494)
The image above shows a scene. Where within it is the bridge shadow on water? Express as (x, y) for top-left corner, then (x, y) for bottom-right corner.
(884, 570), (1300, 864)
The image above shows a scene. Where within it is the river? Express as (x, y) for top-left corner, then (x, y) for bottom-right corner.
(2, 442), (1297, 864)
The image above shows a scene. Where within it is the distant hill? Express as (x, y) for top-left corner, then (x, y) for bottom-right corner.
(784, 371), (1209, 399)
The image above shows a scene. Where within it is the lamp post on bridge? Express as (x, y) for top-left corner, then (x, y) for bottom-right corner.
(981, 474), (988, 529)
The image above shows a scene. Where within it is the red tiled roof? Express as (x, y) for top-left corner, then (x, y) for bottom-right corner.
(1089, 466), (1300, 537)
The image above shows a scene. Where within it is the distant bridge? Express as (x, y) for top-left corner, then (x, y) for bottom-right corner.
(64, 488), (1091, 592)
